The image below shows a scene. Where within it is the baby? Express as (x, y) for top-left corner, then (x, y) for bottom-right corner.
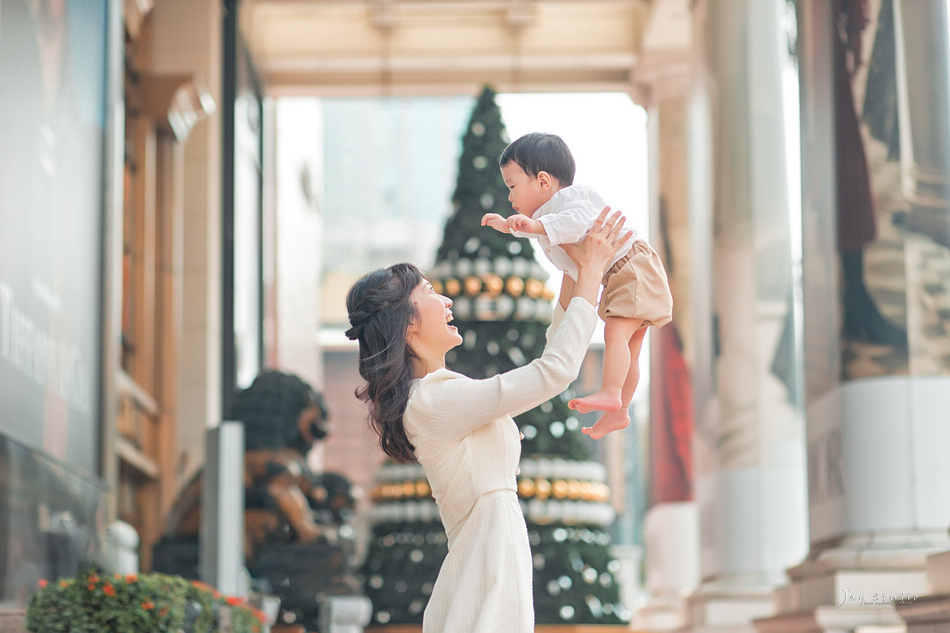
(482, 132), (673, 439)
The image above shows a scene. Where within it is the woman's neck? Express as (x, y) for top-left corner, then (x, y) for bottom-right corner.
(412, 354), (445, 378)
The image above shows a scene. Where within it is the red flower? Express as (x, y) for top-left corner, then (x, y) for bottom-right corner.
(103, 584), (116, 597)
(125, 574), (138, 583)
(37, 579), (48, 588)
(59, 580), (69, 588)
(225, 595), (246, 606)
(191, 579), (220, 598)
(142, 601), (155, 611)
(87, 584), (96, 591)
(88, 575), (99, 584)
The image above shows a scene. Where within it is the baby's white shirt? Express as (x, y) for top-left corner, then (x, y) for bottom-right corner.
(511, 184), (638, 280)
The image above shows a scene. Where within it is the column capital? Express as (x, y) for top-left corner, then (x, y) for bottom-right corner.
(630, 50), (692, 107)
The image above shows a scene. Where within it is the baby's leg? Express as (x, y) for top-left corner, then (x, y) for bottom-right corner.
(582, 327), (647, 439)
(569, 316), (642, 414)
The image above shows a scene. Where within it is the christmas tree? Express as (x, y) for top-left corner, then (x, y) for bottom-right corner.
(362, 86), (630, 627)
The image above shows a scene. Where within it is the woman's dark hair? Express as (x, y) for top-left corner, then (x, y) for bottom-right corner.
(345, 263), (423, 463)
(499, 132), (576, 186)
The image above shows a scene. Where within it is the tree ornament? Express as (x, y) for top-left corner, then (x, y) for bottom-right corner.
(506, 277), (525, 296)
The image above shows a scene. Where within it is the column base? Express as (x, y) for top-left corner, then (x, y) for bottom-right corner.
(682, 583), (775, 633)
(896, 593), (950, 633)
(891, 550), (950, 632)
(634, 502), (699, 631)
(753, 534), (950, 633)
(925, 550), (950, 594)
(753, 605), (904, 633)
(633, 592), (690, 632)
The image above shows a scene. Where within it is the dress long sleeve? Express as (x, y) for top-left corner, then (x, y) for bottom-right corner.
(405, 297), (597, 442)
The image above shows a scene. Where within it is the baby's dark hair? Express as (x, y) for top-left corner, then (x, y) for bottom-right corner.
(499, 132), (576, 186)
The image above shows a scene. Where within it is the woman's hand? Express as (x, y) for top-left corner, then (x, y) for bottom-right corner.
(561, 206), (633, 308)
(562, 206), (631, 274)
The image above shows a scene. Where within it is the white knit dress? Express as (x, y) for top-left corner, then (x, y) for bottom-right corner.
(403, 298), (598, 633)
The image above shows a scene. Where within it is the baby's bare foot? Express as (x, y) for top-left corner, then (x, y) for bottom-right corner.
(581, 410), (630, 439)
(568, 391), (622, 414)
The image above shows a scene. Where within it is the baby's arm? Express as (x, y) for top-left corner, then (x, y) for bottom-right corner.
(481, 213), (512, 233)
(508, 215), (545, 235)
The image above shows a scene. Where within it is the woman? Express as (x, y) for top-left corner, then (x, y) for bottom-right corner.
(345, 208), (630, 632)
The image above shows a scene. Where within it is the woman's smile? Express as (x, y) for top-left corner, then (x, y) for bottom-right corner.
(407, 280), (463, 372)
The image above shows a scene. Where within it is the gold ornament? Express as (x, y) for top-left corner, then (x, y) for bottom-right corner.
(415, 481), (431, 498)
(464, 276), (483, 296)
(552, 479), (569, 499)
(402, 482), (416, 497)
(567, 479), (583, 499)
(445, 278), (461, 297)
(484, 274), (504, 296)
(518, 478), (536, 498)
(506, 277), (525, 297)
(535, 478), (552, 500)
(525, 278), (544, 299)
(431, 279), (443, 294)
(580, 481), (594, 501)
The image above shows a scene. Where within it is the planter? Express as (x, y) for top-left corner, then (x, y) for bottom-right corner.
(0, 609), (25, 633)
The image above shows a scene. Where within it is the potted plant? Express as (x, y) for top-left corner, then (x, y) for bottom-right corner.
(25, 568), (268, 633)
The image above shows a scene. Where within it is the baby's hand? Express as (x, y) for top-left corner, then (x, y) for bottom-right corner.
(481, 213), (510, 233)
(508, 215), (541, 235)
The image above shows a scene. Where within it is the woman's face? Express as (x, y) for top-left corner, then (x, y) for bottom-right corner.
(407, 280), (462, 358)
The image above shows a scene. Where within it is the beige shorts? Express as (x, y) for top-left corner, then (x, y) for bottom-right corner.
(598, 239), (673, 328)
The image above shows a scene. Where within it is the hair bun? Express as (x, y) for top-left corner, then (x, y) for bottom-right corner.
(345, 308), (372, 341)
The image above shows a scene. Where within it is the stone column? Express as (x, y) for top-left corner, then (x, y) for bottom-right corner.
(892, 0), (950, 250)
(686, 0), (809, 630)
(755, 1), (950, 632)
(629, 35), (700, 633)
(150, 0), (223, 481)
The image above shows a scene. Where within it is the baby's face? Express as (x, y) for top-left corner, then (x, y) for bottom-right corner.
(501, 162), (550, 217)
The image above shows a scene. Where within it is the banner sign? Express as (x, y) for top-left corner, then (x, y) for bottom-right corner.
(0, 0), (109, 474)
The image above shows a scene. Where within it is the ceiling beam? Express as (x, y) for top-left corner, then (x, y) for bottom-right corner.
(245, 0), (653, 96)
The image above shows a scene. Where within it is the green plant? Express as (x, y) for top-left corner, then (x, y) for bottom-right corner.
(25, 569), (267, 633)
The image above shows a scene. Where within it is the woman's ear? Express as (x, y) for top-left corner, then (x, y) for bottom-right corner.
(405, 319), (420, 343)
